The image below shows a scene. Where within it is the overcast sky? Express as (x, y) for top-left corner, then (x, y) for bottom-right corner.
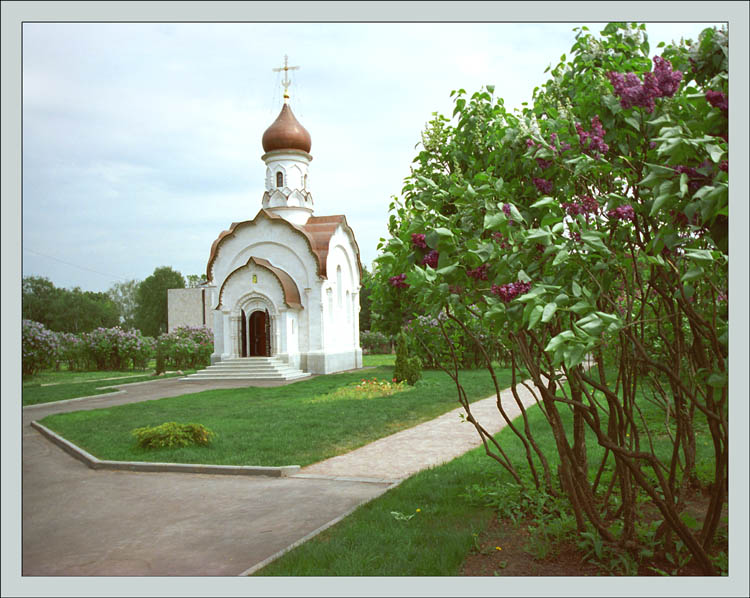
(21, 20), (720, 293)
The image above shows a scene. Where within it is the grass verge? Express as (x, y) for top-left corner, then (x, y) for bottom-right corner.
(22, 370), (195, 406)
(38, 360), (509, 467)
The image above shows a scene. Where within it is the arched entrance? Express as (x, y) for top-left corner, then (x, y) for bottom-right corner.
(248, 309), (270, 357)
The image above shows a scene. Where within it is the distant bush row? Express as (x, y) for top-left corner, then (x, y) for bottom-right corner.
(22, 320), (213, 376)
(359, 330), (393, 354)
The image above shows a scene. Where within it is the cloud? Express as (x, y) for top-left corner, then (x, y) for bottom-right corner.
(21, 21), (720, 292)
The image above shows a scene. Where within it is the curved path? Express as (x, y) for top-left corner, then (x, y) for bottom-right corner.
(22, 374), (539, 576)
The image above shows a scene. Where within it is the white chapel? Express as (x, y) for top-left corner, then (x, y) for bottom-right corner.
(173, 63), (363, 379)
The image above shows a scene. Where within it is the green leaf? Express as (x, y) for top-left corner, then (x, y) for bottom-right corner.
(569, 299), (593, 315)
(602, 94), (622, 114)
(425, 228), (454, 249)
(580, 231), (609, 253)
(525, 228), (553, 244)
(706, 144), (725, 163)
(545, 330), (575, 353)
(679, 513), (699, 530)
(528, 304), (544, 330)
(681, 267), (703, 283)
(571, 281), (582, 297)
(576, 313), (604, 335)
(530, 196), (556, 208)
(553, 249), (568, 266)
(683, 248), (714, 263)
(595, 311), (620, 325)
(484, 212), (506, 229)
(707, 372), (727, 388)
(541, 302), (558, 323)
(679, 173), (689, 198)
(624, 115), (640, 131)
(514, 283), (543, 302)
(436, 264), (459, 276)
(564, 344), (587, 369)
(649, 193), (671, 217)
(508, 203), (526, 224)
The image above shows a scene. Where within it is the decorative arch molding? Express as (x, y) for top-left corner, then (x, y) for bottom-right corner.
(216, 256), (303, 311)
(234, 290), (277, 318)
(330, 243), (355, 287)
(236, 240), (312, 289)
(208, 209), (326, 282)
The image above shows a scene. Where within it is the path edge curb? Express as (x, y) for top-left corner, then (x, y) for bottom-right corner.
(239, 478), (403, 576)
(23, 389), (127, 410)
(29, 421), (300, 477)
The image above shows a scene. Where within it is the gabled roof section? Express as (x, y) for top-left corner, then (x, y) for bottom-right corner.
(216, 256), (302, 310)
(207, 209), (362, 282)
(302, 215), (363, 279)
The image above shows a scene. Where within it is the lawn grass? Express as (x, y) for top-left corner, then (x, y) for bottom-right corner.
(39, 360), (509, 467)
(23, 368), (154, 387)
(254, 403), (542, 576)
(22, 370), (196, 406)
(360, 353), (396, 367)
(254, 370), (720, 576)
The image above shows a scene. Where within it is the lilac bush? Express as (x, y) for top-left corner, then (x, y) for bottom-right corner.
(372, 24), (728, 574)
(22, 320), (61, 376)
(157, 326), (213, 370)
(80, 326), (156, 370)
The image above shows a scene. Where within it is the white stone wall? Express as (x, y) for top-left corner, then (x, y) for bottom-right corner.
(324, 224), (361, 354)
(207, 212), (362, 374)
(167, 288), (213, 331)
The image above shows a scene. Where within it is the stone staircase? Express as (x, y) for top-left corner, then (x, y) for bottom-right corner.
(182, 357), (311, 381)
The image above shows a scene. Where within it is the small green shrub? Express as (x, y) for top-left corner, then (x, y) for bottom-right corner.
(393, 332), (422, 385)
(131, 422), (215, 449)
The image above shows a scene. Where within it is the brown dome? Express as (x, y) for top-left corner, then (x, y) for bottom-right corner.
(261, 103), (312, 153)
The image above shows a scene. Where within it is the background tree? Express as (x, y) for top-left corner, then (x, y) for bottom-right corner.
(359, 266), (374, 331)
(22, 276), (120, 333)
(185, 274), (208, 288)
(134, 266), (185, 337)
(107, 279), (141, 329)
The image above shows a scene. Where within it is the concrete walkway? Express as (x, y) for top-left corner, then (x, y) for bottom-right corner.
(22, 374), (540, 576)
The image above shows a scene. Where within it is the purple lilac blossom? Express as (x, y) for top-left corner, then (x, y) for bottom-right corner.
(411, 233), (427, 249)
(389, 274), (409, 288)
(607, 204), (636, 222)
(422, 250), (439, 269)
(467, 264), (489, 280)
(607, 56), (682, 113)
(576, 116), (609, 156)
(533, 178), (553, 195)
(491, 281), (532, 303)
(706, 90), (728, 114)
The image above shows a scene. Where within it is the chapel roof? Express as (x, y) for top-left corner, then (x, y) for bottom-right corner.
(261, 103), (312, 154)
(216, 256), (302, 311)
(206, 209), (362, 283)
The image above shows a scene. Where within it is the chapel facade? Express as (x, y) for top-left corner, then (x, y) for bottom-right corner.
(202, 93), (363, 375)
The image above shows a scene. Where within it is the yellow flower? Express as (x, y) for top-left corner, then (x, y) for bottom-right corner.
(416, 508), (421, 513)
(495, 546), (502, 551)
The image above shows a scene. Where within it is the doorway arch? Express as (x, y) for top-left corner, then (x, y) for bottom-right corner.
(248, 309), (270, 357)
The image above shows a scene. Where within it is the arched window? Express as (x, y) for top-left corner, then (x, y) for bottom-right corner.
(337, 266), (343, 307)
(276, 171), (283, 187)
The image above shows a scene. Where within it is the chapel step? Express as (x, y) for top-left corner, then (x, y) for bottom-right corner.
(182, 356), (311, 381)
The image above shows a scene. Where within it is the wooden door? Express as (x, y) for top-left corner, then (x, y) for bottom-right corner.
(249, 310), (268, 356)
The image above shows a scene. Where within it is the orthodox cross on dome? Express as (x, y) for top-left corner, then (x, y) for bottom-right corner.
(272, 54), (300, 102)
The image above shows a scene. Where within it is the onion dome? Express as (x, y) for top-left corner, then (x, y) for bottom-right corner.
(261, 103), (312, 153)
